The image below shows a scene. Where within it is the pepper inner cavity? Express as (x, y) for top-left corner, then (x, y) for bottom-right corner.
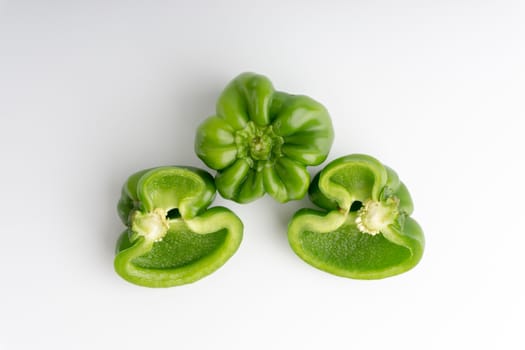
(349, 201), (363, 212)
(166, 208), (181, 220)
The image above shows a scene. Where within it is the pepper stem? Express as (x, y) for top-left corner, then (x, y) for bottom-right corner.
(131, 208), (169, 242)
(355, 197), (399, 235)
(235, 121), (283, 165)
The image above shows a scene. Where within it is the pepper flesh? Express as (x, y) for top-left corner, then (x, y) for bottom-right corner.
(288, 154), (424, 279)
(195, 72), (334, 203)
(115, 166), (243, 287)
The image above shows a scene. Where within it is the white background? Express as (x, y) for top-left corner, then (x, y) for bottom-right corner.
(1, 1), (524, 349)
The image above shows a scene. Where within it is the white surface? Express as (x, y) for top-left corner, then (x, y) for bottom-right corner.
(1, 1), (524, 349)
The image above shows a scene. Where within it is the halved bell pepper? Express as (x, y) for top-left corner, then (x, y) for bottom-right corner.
(195, 72), (334, 203)
(115, 166), (243, 287)
(288, 154), (424, 279)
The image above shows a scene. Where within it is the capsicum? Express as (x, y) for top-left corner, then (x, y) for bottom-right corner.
(115, 166), (243, 287)
(195, 72), (334, 203)
(288, 154), (424, 279)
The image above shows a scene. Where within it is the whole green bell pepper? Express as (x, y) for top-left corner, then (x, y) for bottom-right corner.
(115, 166), (243, 287)
(288, 154), (424, 279)
(195, 72), (334, 203)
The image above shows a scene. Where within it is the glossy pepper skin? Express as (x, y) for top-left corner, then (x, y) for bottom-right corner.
(288, 154), (424, 279)
(115, 166), (243, 287)
(195, 72), (334, 203)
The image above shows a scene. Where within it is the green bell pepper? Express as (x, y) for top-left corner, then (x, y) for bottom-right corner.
(115, 166), (243, 287)
(195, 72), (334, 203)
(288, 154), (424, 279)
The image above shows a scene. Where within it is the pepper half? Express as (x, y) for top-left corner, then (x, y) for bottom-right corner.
(288, 154), (424, 279)
(195, 72), (334, 203)
(115, 166), (243, 287)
